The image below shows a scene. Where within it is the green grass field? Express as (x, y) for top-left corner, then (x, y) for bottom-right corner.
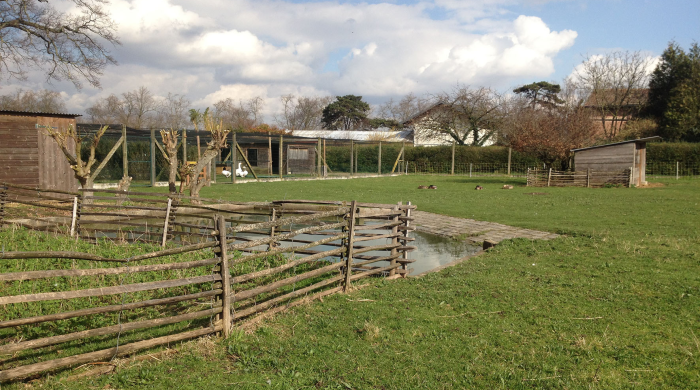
(6, 176), (700, 389)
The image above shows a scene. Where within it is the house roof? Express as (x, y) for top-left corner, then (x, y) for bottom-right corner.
(0, 110), (81, 118)
(571, 136), (662, 152)
(291, 129), (413, 142)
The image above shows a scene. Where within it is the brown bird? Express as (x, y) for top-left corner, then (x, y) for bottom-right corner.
(502, 185), (513, 189)
(475, 185), (483, 190)
(428, 185), (437, 189)
(418, 185), (428, 189)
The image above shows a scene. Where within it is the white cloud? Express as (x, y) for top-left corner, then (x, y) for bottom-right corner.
(9, 0), (580, 121)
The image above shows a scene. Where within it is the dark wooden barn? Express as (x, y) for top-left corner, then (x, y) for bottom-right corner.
(572, 137), (661, 187)
(0, 110), (81, 192)
(235, 134), (318, 175)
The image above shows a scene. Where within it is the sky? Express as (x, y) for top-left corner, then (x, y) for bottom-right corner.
(4, 0), (700, 120)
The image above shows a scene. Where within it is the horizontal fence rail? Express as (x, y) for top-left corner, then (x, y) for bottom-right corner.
(0, 184), (416, 382)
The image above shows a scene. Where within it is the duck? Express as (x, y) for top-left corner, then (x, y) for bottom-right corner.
(222, 168), (232, 178)
(418, 185), (428, 189)
(235, 163), (248, 177)
(475, 185), (483, 190)
(428, 185), (437, 190)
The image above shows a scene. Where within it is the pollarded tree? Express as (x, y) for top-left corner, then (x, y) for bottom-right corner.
(322, 95), (370, 130)
(188, 111), (229, 203)
(0, 0), (120, 89)
(160, 129), (180, 194)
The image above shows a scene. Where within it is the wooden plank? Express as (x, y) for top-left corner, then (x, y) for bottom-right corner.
(0, 257), (220, 282)
(0, 289), (221, 329)
(233, 261), (343, 301)
(231, 234), (345, 266)
(217, 215), (231, 337)
(0, 325), (222, 382)
(0, 274), (221, 305)
(0, 307), (222, 354)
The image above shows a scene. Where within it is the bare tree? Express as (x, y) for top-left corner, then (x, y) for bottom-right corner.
(276, 94), (332, 130)
(0, 0), (120, 89)
(157, 93), (191, 130)
(213, 97), (263, 131)
(160, 129), (179, 194)
(0, 88), (66, 112)
(84, 93), (123, 124)
(574, 51), (655, 140)
(44, 124), (125, 194)
(188, 112), (229, 202)
(122, 86), (156, 129)
(411, 85), (504, 146)
(376, 93), (430, 123)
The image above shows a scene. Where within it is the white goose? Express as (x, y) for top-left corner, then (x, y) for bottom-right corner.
(222, 168), (232, 178)
(235, 163), (249, 177)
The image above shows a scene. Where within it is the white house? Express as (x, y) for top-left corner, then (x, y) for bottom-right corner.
(403, 103), (496, 147)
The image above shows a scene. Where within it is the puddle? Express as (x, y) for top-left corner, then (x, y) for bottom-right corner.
(405, 231), (482, 275)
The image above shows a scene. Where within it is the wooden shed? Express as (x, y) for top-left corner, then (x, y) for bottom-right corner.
(0, 110), (81, 192)
(572, 137), (661, 187)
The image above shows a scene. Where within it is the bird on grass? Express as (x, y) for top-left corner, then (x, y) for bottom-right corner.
(475, 185), (483, 190)
(235, 163), (249, 177)
(222, 168), (232, 178)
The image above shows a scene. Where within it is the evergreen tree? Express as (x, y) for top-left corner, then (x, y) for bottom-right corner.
(321, 95), (370, 130)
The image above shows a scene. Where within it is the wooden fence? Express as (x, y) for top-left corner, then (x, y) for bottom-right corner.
(527, 168), (632, 188)
(0, 185), (416, 382)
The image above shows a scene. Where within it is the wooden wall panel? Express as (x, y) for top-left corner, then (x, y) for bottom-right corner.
(0, 115), (39, 187)
(575, 143), (635, 172)
(36, 116), (79, 192)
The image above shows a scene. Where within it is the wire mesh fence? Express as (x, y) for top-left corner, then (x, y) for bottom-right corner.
(73, 125), (700, 185)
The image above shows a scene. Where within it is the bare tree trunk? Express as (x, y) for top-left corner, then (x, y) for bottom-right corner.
(189, 148), (219, 203)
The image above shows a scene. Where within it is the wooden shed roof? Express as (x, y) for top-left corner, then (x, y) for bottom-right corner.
(0, 110), (81, 118)
(571, 136), (662, 152)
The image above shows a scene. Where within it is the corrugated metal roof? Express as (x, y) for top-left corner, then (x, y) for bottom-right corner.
(0, 109), (81, 118)
(571, 136), (662, 152)
(292, 129), (412, 142)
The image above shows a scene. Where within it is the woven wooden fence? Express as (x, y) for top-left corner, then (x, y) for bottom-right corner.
(527, 168), (632, 188)
(0, 185), (416, 382)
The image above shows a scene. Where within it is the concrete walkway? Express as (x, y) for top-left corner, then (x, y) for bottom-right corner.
(412, 211), (559, 245)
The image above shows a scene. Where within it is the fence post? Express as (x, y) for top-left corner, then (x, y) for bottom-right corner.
(508, 147), (512, 176)
(182, 129), (187, 166)
(350, 141), (354, 177)
(378, 141), (382, 175)
(676, 161), (679, 180)
(547, 168), (552, 187)
(232, 133), (237, 184)
(389, 202), (400, 277)
(69, 196), (78, 237)
(451, 142), (455, 175)
(268, 208), (278, 251)
(401, 201), (412, 273)
(629, 167), (634, 188)
(122, 125), (128, 178)
(150, 129), (156, 187)
(587, 168), (590, 188)
(279, 135), (284, 180)
(469, 163), (472, 178)
(161, 198), (172, 247)
(317, 138), (322, 178)
(217, 215), (232, 337)
(344, 200), (358, 292)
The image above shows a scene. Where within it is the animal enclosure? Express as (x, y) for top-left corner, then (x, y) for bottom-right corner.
(527, 168), (632, 188)
(0, 183), (416, 382)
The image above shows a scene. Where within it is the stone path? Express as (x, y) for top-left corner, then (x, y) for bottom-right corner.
(412, 211), (559, 245)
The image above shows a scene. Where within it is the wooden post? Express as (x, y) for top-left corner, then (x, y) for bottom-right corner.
(317, 138), (322, 178)
(323, 139), (327, 177)
(402, 201), (412, 271)
(451, 141), (455, 175)
(268, 135), (273, 175)
(389, 202), (400, 277)
(402, 141), (406, 175)
(279, 135), (284, 179)
(182, 130), (187, 166)
(268, 208), (277, 251)
(350, 141), (354, 177)
(547, 168), (552, 187)
(235, 143), (259, 180)
(378, 141), (382, 175)
(232, 133), (237, 184)
(161, 198), (172, 247)
(390, 144), (404, 174)
(676, 161), (679, 180)
(344, 201), (357, 292)
(587, 168), (590, 188)
(122, 125), (128, 178)
(629, 166), (634, 188)
(70, 197), (78, 237)
(217, 215), (232, 337)
(469, 163), (472, 178)
(355, 144), (359, 174)
(507, 147), (512, 176)
(150, 129), (156, 187)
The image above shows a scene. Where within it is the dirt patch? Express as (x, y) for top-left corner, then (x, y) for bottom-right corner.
(524, 192), (549, 195)
(638, 182), (666, 188)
